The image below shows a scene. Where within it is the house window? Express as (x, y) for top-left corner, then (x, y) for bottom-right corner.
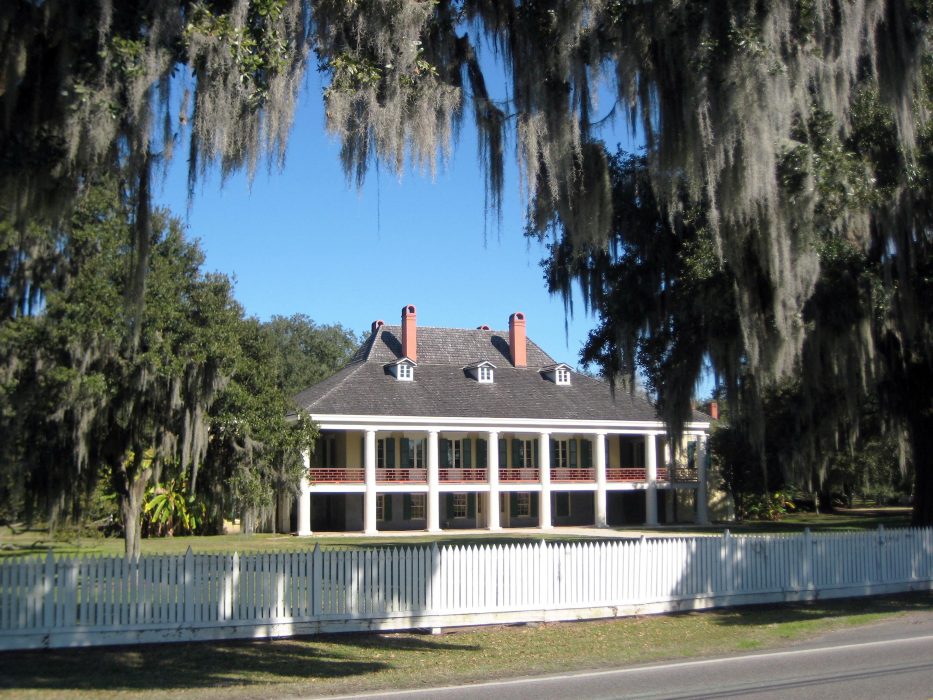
(410, 494), (425, 519)
(397, 363), (413, 381)
(515, 493), (531, 517)
(478, 365), (493, 383)
(376, 495), (385, 521)
(408, 439), (426, 468)
(520, 439), (536, 468)
(316, 434), (337, 468)
(556, 368), (571, 385)
(447, 439), (463, 468)
(377, 439), (386, 468)
(555, 492), (571, 518)
(554, 440), (570, 469)
(453, 493), (468, 518)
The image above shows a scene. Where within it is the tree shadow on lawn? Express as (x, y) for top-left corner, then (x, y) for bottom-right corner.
(707, 592), (933, 628)
(0, 632), (479, 693)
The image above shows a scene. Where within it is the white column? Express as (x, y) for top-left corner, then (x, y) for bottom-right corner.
(364, 430), (377, 534)
(696, 435), (710, 525)
(487, 431), (501, 531)
(539, 432), (551, 529)
(427, 430), (441, 532)
(645, 433), (658, 526)
(297, 450), (312, 536)
(594, 433), (607, 528)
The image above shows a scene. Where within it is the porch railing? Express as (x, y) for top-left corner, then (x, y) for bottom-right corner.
(439, 468), (487, 482)
(309, 468), (364, 483)
(498, 468), (540, 482)
(606, 467), (670, 481)
(671, 467), (699, 482)
(550, 468), (595, 482)
(376, 468), (427, 483)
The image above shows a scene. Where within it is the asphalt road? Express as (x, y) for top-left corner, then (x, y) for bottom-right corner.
(320, 612), (933, 700)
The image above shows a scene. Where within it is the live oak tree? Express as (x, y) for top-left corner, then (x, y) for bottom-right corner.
(3, 1), (931, 522)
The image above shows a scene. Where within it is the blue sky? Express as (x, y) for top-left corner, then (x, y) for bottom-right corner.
(154, 73), (603, 369)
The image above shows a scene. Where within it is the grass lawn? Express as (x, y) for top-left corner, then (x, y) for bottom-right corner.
(0, 509), (913, 559)
(0, 592), (929, 699)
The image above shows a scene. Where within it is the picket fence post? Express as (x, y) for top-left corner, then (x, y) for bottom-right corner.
(802, 528), (813, 591)
(183, 547), (194, 625)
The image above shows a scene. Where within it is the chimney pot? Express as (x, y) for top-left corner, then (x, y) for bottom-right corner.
(371, 320), (385, 333)
(508, 312), (527, 367)
(709, 401), (719, 421)
(401, 304), (417, 361)
(477, 324), (490, 331)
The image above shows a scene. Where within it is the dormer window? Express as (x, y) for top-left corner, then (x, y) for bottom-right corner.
(464, 360), (496, 383)
(541, 363), (572, 385)
(385, 358), (416, 381)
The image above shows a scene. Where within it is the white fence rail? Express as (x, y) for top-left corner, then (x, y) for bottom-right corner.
(1, 527), (931, 650)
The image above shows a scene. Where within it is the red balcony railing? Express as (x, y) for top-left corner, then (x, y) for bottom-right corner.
(440, 468), (487, 482)
(606, 467), (671, 481)
(499, 468), (540, 482)
(550, 468), (595, 482)
(376, 468), (427, 483)
(309, 468), (364, 483)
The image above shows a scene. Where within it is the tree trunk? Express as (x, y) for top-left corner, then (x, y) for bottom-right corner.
(909, 410), (933, 526)
(120, 475), (148, 559)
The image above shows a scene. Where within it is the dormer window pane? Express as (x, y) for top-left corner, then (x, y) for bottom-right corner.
(556, 368), (570, 385)
(478, 366), (493, 383)
(398, 364), (413, 381)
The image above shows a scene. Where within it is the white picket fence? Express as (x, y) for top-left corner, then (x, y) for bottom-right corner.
(1, 526), (931, 650)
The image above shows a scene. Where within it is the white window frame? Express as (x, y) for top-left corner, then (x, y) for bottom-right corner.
(408, 439), (426, 469)
(453, 493), (468, 518)
(449, 439), (463, 468)
(554, 439), (570, 469)
(410, 494), (425, 519)
(377, 439), (387, 469)
(516, 493), (531, 517)
(478, 365), (494, 383)
(397, 363), (413, 381)
(376, 494), (385, 521)
(521, 439), (536, 468)
(556, 367), (571, 385)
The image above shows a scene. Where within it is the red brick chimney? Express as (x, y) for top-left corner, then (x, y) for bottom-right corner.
(371, 319), (384, 334)
(401, 304), (417, 361)
(508, 312), (526, 367)
(709, 401), (719, 420)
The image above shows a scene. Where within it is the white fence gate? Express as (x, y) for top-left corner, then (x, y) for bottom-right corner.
(1, 527), (930, 650)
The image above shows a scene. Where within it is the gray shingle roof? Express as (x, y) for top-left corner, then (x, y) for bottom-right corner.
(293, 325), (710, 423)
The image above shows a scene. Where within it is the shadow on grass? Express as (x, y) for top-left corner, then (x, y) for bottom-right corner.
(707, 591), (933, 628)
(0, 632), (479, 692)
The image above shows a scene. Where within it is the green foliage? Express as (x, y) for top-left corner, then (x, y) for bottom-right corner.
(143, 475), (203, 537)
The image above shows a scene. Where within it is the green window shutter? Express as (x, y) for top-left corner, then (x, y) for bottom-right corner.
(510, 494), (519, 517)
(550, 440), (558, 465)
(533, 440), (539, 468)
(467, 493), (476, 517)
(386, 437), (396, 468)
(476, 439), (487, 468)
(440, 439), (450, 468)
(463, 438), (472, 469)
(530, 493), (539, 517)
(688, 442), (696, 469)
(360, 435), (365, 466)
(446, 493), (455, 519)
(403, 494), (412, 520)
(384, 494), (393, 521)
(512, 439), (521, 469)
(499, 438), (507, 467)
(400, 438), (410, 468)
(581, 439), (592, 468)
(570, 439), (578, 468)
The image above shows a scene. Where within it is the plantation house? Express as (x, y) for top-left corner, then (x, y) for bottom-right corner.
(289, 305), (712, 535)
